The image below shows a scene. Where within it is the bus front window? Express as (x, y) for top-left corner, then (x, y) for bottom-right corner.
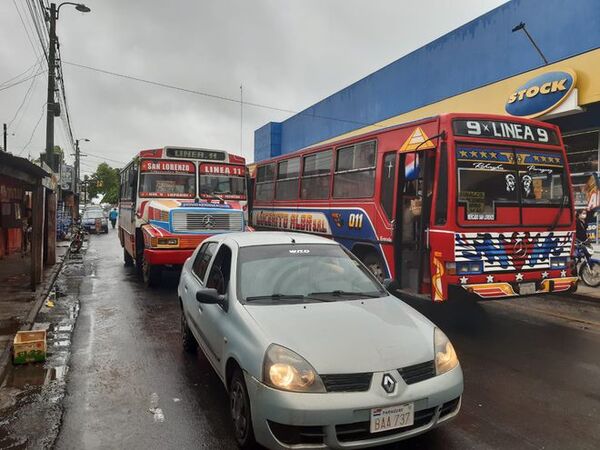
(200, 175), (246, 199)
(139, 173), (196, 198)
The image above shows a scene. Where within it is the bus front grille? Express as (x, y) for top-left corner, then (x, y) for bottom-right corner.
(171, 211), (244, 232)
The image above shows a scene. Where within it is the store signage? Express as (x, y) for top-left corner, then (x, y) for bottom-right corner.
(505, 70), (576, 118)
(140, 160), (195, 173)
(453, 119), (559, 145)
(200, 163), (245, 177)
(165, 148), (226, 161)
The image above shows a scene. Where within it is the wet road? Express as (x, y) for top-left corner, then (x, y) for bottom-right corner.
(56, 231), (600, 450)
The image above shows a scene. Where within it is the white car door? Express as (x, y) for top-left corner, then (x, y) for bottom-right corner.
(198, 243), (234, 366)
(182, 241), (218, 362)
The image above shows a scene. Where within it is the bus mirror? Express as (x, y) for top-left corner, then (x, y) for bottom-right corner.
(383, 278), (400, 292)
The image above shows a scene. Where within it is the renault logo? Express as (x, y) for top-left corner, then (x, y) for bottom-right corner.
(202, 215), (215, 229)
(381, 373), (396, 394)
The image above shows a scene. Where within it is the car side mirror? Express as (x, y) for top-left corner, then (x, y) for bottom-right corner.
(196, 288), (221, 304)
(383, 278), (400, 292)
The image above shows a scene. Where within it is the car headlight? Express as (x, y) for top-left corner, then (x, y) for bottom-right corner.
(263, 344), (325, 393)
(434, 328), (459, 375)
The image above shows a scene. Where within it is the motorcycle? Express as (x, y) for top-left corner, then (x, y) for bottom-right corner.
(69, 220), (86, 253)
(575, 240), (600, 287)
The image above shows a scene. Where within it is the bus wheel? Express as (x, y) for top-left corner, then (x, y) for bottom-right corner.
(124, 249), (134, 267)
(142, 255), (161, 287)
(363, 253), (385, 282)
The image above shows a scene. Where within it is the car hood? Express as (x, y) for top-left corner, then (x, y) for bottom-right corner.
(243, 296), (435, 374)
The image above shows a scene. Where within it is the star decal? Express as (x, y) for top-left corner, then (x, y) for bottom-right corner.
(489, 152), (497, 159)
(459, 276), (469, 285)
(486, 275), (494, 283)
(560, 270), (567, 277)
(470, 151), (479, 158)
(541, 271), (549, 279)
(515, 272), (524, 281)
(459, 150), (468, 157)
(479, 151), (488, 158)
(541, 156), (548, 162)
(533, 155), (540, 161)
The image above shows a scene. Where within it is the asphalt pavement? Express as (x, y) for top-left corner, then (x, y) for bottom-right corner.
(54, 230), (600, 450)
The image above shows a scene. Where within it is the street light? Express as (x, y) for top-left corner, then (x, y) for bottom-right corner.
(512, 21), (548, 65)
(45, 2), (91, 172)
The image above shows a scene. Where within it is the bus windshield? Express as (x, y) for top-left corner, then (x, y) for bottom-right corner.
(199, 163), (246, 200)
(139, 173), (196, 198)
(457, 146), (567, 220)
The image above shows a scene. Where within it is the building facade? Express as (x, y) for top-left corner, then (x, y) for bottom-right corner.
(254, 0), (600, 218)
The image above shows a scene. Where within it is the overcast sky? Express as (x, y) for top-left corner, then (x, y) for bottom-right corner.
(1, 0), (506, 174)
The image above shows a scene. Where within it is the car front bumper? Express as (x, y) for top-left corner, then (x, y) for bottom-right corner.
(244, 365), (463, 449)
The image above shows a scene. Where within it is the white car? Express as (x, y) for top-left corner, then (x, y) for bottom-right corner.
(178, 232), (463, 449)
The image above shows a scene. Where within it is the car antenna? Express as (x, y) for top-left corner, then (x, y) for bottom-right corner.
(290, 236), (296, 244)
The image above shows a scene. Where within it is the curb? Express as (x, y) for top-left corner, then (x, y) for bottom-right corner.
(0, 246), (71, 387)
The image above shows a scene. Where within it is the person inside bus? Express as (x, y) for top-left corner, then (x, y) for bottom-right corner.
(576, 209), (589, 243)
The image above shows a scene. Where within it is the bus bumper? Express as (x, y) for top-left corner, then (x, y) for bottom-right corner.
(449, 272), (579, 298)
(143, 249), (193, 266)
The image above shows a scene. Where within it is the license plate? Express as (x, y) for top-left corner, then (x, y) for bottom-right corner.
(370, 403), (414, 433)
(519, 282), (536, 295)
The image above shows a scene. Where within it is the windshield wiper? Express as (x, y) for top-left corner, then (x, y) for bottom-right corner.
(245, 294), (307, 302)
(308, 290), (381, 298)
(201, 192), (225, 203)
(550, 193), (568, 231)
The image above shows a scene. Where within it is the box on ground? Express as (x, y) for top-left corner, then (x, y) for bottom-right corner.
(13, 330), (47, 364)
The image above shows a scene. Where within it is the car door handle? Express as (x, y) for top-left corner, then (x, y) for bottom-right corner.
(184, 284), (188, 292)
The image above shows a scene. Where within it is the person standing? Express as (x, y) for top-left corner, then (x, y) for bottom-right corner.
(109, 207), (118, 229)
(576, 209), (589, 243)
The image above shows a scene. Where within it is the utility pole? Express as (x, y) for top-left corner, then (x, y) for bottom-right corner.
(45, 3), (58, 171)
(2, 123), (6, 152)
(73, 138), (89, 194)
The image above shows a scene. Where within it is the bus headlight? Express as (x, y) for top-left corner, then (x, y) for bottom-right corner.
(434, 328), (459, 375)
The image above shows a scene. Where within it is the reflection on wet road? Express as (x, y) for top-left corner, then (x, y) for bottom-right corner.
(56, 232), (600, 450)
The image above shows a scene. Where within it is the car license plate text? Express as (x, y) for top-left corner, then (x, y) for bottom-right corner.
(370, 403), (414, 433)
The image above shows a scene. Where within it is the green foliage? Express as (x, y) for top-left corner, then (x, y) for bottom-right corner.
(88, 162), (120, 202)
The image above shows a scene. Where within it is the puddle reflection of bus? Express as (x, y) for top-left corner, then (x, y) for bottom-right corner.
(250, 113), (577, 301)
(118, 147), (247, 286)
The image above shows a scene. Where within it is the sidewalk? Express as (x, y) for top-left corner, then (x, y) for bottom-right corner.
(0, 242), (70, 385)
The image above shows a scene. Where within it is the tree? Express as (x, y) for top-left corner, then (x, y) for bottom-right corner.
(88, 162), (120, 204)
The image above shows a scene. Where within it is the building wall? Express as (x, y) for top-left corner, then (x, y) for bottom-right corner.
(254, 0), (600, 161)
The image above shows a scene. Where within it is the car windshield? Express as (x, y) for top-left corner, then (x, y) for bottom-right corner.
(237, 244), (385, 303)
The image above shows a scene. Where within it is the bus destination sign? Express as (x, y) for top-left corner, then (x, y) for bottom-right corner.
(453, 120), (559, 145)
(166, 148), (226, 161)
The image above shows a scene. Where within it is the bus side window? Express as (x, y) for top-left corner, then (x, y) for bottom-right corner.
(380, 152), (396, 220)
(434, 144), (448, 225)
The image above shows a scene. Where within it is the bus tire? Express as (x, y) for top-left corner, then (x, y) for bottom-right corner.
(124, 248), (134, 267)
(142, 254), (161, 287)
(362, 252), (385, 282)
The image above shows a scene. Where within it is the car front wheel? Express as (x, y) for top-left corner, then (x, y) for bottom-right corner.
(230, 369), (256, 449)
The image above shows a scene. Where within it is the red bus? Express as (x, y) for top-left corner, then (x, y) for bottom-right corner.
(250, 113), (577, 301)
(119, 146), (247, 286)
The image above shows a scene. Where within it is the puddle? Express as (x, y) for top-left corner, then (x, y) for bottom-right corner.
(3, 364), (66, 389)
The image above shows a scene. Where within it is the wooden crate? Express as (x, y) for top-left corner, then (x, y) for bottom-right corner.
(13, 330), (47, 364)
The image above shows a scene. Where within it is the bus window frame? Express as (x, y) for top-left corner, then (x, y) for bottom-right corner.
(332, 139), (378, 199)
(255, 163), (276, 202)
(300, 149), (333, 200)
(275, 157), (301, 201)
(453, 141), (573, 228)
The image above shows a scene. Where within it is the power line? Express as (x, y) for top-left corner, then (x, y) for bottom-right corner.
(84, 152), (127, 165)
(63, 61), (385, 129)
(11, 0), (42, 60)
(0, 59), (38, 88)
(18, 102), (47, 156)
(8, 57), (43, 127)
(0, 69), (46, 92)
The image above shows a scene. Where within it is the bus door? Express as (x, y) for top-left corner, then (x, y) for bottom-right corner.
(394, 151), (435, 293)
